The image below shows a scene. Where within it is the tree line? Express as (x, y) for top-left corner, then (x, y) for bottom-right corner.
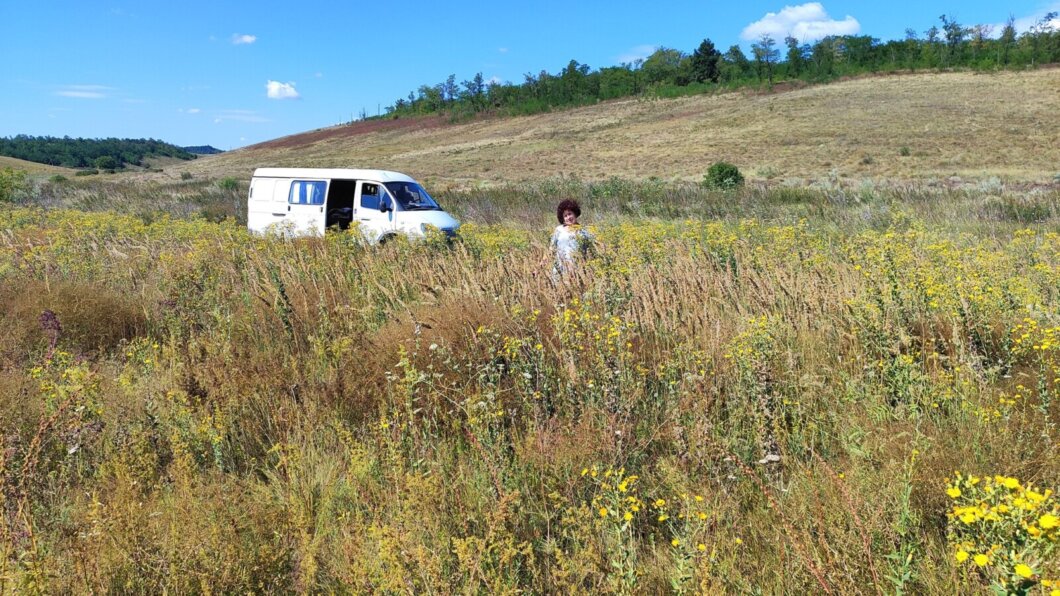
(0, 136), (196, 169)
(379, 13), (1059, 120)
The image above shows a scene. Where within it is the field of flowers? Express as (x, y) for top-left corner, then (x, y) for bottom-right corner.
(1, 179), (1059, 592)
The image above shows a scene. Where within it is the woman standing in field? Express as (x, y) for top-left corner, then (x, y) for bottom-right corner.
(549, 199), (594, 279)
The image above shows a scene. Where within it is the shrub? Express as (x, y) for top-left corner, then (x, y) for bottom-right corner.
(702, 161), (744, 190)
(75, 169), (99, 176)
(899, 146), (912, 157)
(94, 155), (118, 170)
(217, 177), (239, 191)
(0, 167), (28, 202)
(181, 172), (193, 181)
(49, 174), (68, 184)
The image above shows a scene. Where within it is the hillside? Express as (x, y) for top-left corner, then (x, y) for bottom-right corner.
(167, 69), (1060, 187)
(0, 155), (75, 175)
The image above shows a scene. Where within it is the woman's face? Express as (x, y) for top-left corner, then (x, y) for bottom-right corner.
(562, 209), (578, 226)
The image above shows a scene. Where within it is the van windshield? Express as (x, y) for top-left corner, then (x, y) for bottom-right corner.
(385, 181), (441, 211)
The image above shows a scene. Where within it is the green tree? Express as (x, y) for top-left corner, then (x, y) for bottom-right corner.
(785, 36), (806, 76)
(461, 72), (486, 110)
(642, 47), (685, 85)
(939, 14), (966, 66)
(689, 38), (722, 83)
(94, 155), (118, 170)
(752, 35), (780, 83)
(999, 16), (1017, 64)
(442, 74), (458, 104)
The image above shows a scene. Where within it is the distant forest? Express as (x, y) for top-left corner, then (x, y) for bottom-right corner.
(183, 145), (224, 155)
(380, 13), (1060, 120)
(0, 136), (195, 169)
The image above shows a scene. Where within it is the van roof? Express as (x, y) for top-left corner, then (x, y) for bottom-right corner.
(251, 167), (417, 183)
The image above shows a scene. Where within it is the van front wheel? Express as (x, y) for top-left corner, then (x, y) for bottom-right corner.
(377, 233), (398, 245)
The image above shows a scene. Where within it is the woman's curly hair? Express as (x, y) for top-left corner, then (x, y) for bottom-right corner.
(556, 199), (581, 224)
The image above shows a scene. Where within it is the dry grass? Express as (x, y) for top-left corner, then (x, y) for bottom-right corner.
(160, 70), (1060, 188)
(2, 197), (1059, 591)
(0, 157), (74, 176)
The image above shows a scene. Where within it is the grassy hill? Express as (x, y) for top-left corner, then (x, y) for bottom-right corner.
(168, 69), (1060, 187)
(0, 155), (75, 175)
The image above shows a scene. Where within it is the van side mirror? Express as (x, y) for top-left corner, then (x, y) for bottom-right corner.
(379, 198), (391, 213)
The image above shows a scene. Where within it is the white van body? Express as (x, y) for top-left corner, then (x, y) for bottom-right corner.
(247, 167), (460, 243)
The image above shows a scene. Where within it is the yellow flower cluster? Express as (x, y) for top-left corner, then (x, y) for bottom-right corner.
(554, 297), (632, 360)
(582, 466), (645, 527)
(946, 472), (1060, 591)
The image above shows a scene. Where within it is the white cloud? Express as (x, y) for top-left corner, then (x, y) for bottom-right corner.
(232, 34), (257, 45)
(498, 47), (509, 53)
(616, 44), (657, 64)
(55, 84), (112, 99)
(266, 80), (300, 100)
(178, 108), (201, 114)
(741, 3), (860, 42)
(487, 76), (503, 85)
(314, 72), (324, 78)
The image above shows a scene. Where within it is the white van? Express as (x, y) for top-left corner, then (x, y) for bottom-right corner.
(247, 167), (460, 243)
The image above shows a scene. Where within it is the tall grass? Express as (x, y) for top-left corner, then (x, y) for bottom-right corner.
(1, 179), (1059, 592)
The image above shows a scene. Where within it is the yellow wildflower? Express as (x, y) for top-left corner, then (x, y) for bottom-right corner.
(599, 507), (608, 518)
(947, 487), (962, 499)
(974, 554), (989, 567)
(671, 538), (680, 547)
(1040, 514), (1059, 529)
(1014, 563), (1033, 579)
(955, 550), (969, 563)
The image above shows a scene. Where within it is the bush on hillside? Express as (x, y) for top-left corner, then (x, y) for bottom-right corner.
(0, 167), (27, 203)
(702, 161), (744, 190)
(217, 177), (239, 191)
(94, 155), (118, 170)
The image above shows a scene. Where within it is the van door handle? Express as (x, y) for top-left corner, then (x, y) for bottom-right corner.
(272, 212), (286, 217)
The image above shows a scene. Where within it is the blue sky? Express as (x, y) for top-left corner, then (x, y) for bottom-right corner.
(1, 1), (1057, 150)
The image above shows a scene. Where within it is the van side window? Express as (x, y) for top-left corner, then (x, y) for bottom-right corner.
(360, 183), (381, 210)
(289, 180), (326, 205)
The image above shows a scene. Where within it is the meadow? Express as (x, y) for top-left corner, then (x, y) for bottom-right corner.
(1, 174), (1059, 593)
